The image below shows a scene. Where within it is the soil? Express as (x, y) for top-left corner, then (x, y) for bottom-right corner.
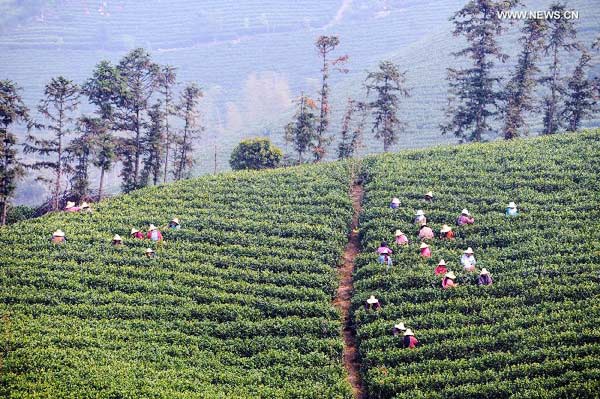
(333, 179), (365, 399)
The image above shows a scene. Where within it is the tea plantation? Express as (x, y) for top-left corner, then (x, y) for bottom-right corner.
(1, 130), (599, 398)
(353, 130), (600, 398)
(0, 163), (355, 398)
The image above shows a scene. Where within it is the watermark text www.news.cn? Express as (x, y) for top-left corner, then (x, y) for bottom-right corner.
(497, 10), (579, 20)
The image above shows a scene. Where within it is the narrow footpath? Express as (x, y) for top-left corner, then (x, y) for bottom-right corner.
(333, 177), (365, 399)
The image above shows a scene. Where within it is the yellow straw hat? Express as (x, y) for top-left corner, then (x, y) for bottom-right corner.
(131, 228), (139, 235)
(420, 242), (429, 249)
(440, 224), (451, 233)
(171, 218), (180, 225)
(395, 230), (403, 236)
(445, 271), (456, 280)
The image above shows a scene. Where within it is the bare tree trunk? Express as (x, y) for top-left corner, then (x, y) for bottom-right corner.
(134, 108), (141, 186)
(163, 99), (170, 184)
(97, 168), (105, 202)
(1, 201), (7, 226)
(54, 104), (64, 211)
(1, 127), (8, 225)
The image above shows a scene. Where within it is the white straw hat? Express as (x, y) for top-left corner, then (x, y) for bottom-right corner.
(420, 242), (429, 249)
(445, 271), (456, 280)
(416, 210), (425, 216)
(145, 248), (155, 254)
(394, 322), (406, 330)
(53, 229), (65, 237)
(395, 230), (403, 236)
(171, 218), (180, 225)
(80, 202), (90, 208)
(425, 191), (433, 197)
(131, 228), (140, 235)
(404, 329), (414, 336)
(366, 295), (378, 304)
(480, 268), (490, 275)
(508, 202), (516, 208)
(461, 209), (470, 216)
(113, 234), (122, 241)
(438, 259), (446, 266)
(440, 224), (451, 233)
(391, 197), (400, 204)
(464, 247), (474, 254)
(65, 201), (75, 208)
(149, 224), (157, 231)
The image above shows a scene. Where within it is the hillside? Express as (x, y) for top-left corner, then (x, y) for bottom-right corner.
(3, 0), (598, 206)
(353, 130), (600, 397)
(0, 163), (355, 398)
(1, 130), (599, 398)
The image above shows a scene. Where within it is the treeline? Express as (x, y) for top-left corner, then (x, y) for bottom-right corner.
(1, 1), (599, 225)
(284, 1), (599, 163)
(1, 48), (203, 224)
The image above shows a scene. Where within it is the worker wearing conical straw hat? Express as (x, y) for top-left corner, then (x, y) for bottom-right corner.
(145, 248), (156, 258)
(390, 197), (400, 209)
(365, 295), (381, 311)
(131, 228), (144, 240)
(392, 322), (407, 336)
(439, 224), (455, 240)
(146, 224), (163, 242)
(112, 234), (123, 247)
(168, 217), (181, 230)
(414, 209), (427, 226)
(478, 268), (493, 286)
(51, 229), (66, 244)
(64, 201), (80, 212)
(460, 247), (476, 272)
(419, 242), (431, 258)
(505, 201), (519, 217)
(394, 229), (408, 246)
(418, 223), (434, 241)
(424, 191), (433, 202)
(457, 208), (474, 226)
(435, 259), (447, 276)
(403, 329), (419, 349)
(442, 271), (457, 289)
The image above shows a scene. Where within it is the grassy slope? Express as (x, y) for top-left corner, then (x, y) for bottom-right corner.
(353, 129), (600, 398)
(0, 163), (354, 398)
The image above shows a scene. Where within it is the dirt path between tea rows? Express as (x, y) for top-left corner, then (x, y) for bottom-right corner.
(333, 177), (365, 399)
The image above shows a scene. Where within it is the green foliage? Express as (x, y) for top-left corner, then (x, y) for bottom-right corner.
(285, 95), (318, 163)
(229, 138), (282, 171)
(0, 161), (355, 398)
(441, 0), (518, 143)
(564, 49), (597, 132)
(5, 205), (35, 225)
(173, 83), (203, 181)
(353, 129), (600, 398)
(365, 61), (410, 152)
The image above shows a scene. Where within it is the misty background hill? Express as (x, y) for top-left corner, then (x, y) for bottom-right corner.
(1, 0), (599, 205)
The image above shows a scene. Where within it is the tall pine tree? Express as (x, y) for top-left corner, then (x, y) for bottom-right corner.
(441, 0), (518, 142)
(502, 18), (547, 139)
(173, 84), (203, 181)
(24, 76), (80, 211)
(313, 36), (348, 162)
(563, 49), (596, 132)
(284, 94), (317, 163)
(113, 48), (159, 192)
(67, 117), (96, 200)
(0, 80), (31, 225)
(158, 65), (177, 184)
(90, 121), (116, 201)
(540, 2), (578, 135)
(365, 61), (410, 152)
(141, 102), (165, 186)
